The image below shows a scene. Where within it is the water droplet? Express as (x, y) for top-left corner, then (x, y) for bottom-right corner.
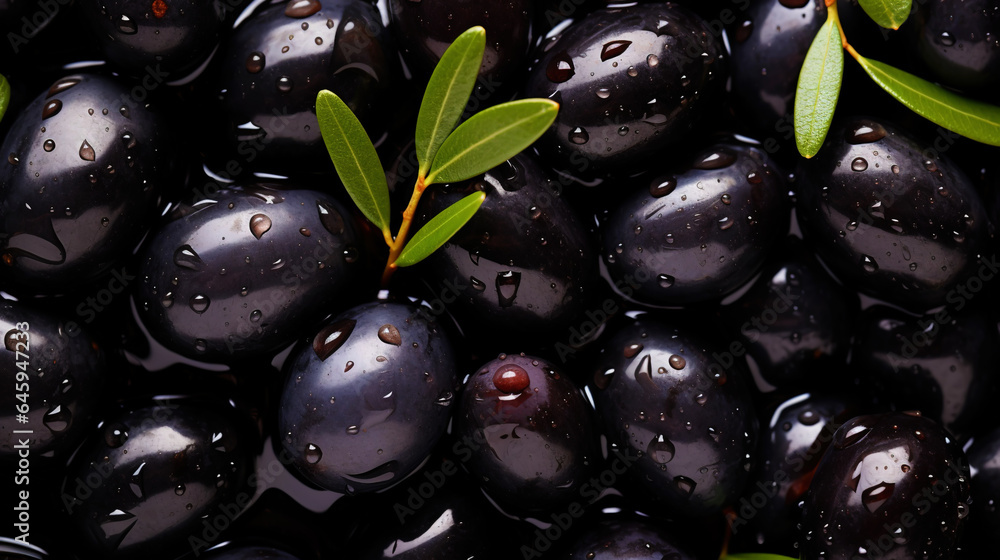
(838, 423), (872, 448)
(47, 78), (80, 98)
(648, 435), (675, 463)
(246, 52), (265, 73)
(276, 76), (294, 93)
(733, 19), (753, 42)
(249, 310), (262, 323)
(436, 391), (454, 406)
(618, 126), (629, 136)
(861, 255), (879, 273)
(862, 482), (895, 512)
(496, 271), (521, 307)
(546, 52), (575, 82)
(249, 213), (272, 239)
(118, 14), (137, 34)
(343, 246), (359, 263)
(601, 40), (632, 61)
(658, 274), (675, 288)
(378, 324), (402, 346)
(129, 463), (145, 498)
(851, 157), (869, 172)
(891, 164), (900, 174)
(624, 343), (643, 358)
(798, 410), (819, 425)
(719, 216), (734, 230)
(626, 65), (637, 76)
(692, 148), (737, 170)
(650, 176), (676, 198)
(41, 99), (62, 120)
(42, 404), (71, 432)
(569, 127), (589, 144)
(194, 339), (208, 353)
(846, 122), (887, 144)
(317, 200), (345, 234)
(104, 423), (129, 448)
(596, 87), (611, 99)
(669, 354), (686, 370)
(909, 262), (918, 271)
(8, 153), (18, 165)
(493, 364), (530, 393)
(647, 54), (659, 67)
(313, 319), (356, 360)
(285, 0), (321, 17)
(189, 294), (210, 313)
(79, 140), (95, 161)
(674, 476), (696, 496)
(924, 159), (938, 172)
(939, 31), (956, 46)
(346, 425), (360, 435)
(305, 443), (322, 463)
(42, 139), (55, 152)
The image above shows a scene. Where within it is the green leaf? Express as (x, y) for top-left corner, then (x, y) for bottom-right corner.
(415, 26), (486, 177)
(857, 0), (911, 29)
(316, 89), (391, 234)
(395, 191), (485, 267)
(794, 17), (844, 158)
(726, 554), (799, 560)
(855, 55), (1000, 146)
(0, 74), (10, 124)
(425, 99), (559, 185)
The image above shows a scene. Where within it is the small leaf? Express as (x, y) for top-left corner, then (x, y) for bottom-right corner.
(794, 17), (844, 158)
(857, 0), (911, 29)
(0, 74), (10, 124)
(855, 55), (1000, 146)
(425, 99), (559, 185)
(726, 554), (800, 560)
(316, 90), (391, 234)
(415, 26), (486, 177)
(395, 191), (485, 267)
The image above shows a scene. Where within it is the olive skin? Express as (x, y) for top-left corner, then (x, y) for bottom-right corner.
(729, 392), (857, 557)
(910, 0), (1000, 92)
(799, 412), (970, 560)
(520, 3), (728, 176)
(278, 301), (458, 495)
(0, 73), (171, 295)
(61, 399), (257, 559)
(796, 117), (993, 312)
(133, 185), (366, 362)
(0, 300), (106, 461)
(590, 314), (758, 517)
(454, 353), (599, 516)
(600, 142), (789, 306)
(966, 426), (1000, 556)
(851, 305), (1000, 443)
(411, 155), (598, 348)
(200, 543), (302, 560)
(79, 0), (248, 79)
(720, 236), (860, 390)
(215, 0), (399, 176)
(564, 519), (697, 560)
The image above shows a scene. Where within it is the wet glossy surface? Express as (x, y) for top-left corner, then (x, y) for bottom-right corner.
(61, 399), (256, 558)
(412, 155), (598, 348)
(200, 543), (302, 559)
(454, 353), (598, 516)
(590, 314), (758, 517)
(278, 301), (457, 495)
(721, 236), (860, 389)
(216, 0), (399, 175)
(965, 426), (1000, 556)
(0, 300), (106, 461)
(0, 74), (171, 295)
(796, 117), (993, 312)
(133, 185), (366, 362)
(799, 412), (970, 559)
(520, 3), (728, 175)
(910, 0), (1000, 91)
(565, 519), (696, 560)
(600, 142), (789, 306)
(852, 305), (1000, 443)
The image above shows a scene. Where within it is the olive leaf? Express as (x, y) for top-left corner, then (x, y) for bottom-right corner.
(425, 99), (559, 185)
(415, 26), (486, 177)
(855, 55), (1000, 146)
(395, 191), (485, 267)
(0, 74), (10, 124)
(794, 17), (844, 158)
(316, 89), (392, 236)
(857, 0), (911, 29)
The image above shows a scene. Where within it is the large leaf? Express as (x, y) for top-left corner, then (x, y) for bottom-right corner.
(726, 555), (799, 560)
(794, 17), (844, 158)
(856, 55), (1000, 146)
(858, 0), (911, 29)
(425, 99), (559, 185)
(415, 26), (486, 177)
(395, 191), (485, 267)
(316, 90), (391, 234)
(0, 74), (9, 124)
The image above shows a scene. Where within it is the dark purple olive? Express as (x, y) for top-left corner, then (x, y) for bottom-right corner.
(600, 141), (789, 306)
(564, 519), (697, 560)
(521, 2), (728, 176)
(410, 154), (598, 349)
(60, 398), (256, 558)
(454, 353), (598, 517)
(278, 300), (458, 495)
(200, 542), (302, 560)
(589, 313), (758, 517)
(966, 425), (1000, 556)
(909, 0), (1000, 92)
(851, 304), (1000, 443)
(0, 299), (106, 461)
(215, 0), (400, 176)
(133, 184), (368, 362)
(720, 236), (860, 390)
(0, 73), (172, 295)
(796, 117), (994, 312)
(799, 412), (970, 559)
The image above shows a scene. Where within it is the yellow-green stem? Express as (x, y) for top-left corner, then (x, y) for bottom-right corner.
(380, 175), (428, 287)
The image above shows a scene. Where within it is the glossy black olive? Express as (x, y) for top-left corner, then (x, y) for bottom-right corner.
(796, 117), (993, 312)
(909, 0), (1000, 92)
(965, 425), (1000, 556)
(0, 73), (172, 295)
(278, 300), (458, 495)
(200, 542), (302, 560)
(590, 314), (758, 517)
(600, 141), (789, 306)
(564, 519), (697, 560)
(133, 184), (367, 362)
